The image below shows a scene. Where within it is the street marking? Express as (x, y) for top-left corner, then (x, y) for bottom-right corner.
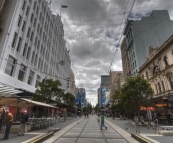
(136, 134), (151, 143)
(21, 133), (45, 143)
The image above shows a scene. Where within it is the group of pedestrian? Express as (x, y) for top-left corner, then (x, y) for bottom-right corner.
(0, 107), (29, 140)
(0, 107), (13, 140)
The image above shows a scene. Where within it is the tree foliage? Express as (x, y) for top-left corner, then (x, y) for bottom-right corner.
(83, 102), (93, 113)
(94, 103), (101, 113)
(62, 92), (75, 107)
(112, 76), (154, 112)
(33, 79), (64, 103)
(111, 90), (121, 111)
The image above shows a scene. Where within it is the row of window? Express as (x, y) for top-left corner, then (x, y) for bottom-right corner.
(126, 28), (133, 44)
(131, 60), (137, 70)
(5, 56), (41, 87)
(155, 77), (173, 94)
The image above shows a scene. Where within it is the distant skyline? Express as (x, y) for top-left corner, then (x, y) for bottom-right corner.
(48, 0), (173, 106)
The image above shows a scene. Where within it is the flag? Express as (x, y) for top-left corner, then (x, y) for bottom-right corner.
(61, 5), (68, 8)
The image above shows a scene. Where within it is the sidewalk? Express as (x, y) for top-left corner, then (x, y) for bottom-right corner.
(44, 115), (138, 143)
(0, 116), (82, 143)
(106, 117), (173, 143)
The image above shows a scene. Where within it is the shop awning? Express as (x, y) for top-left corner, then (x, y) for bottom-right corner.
(0, 98), (57, 108)
(0, 98), (32, 107)
(21, 98), (58, 109)
(0, 83), (22, 98)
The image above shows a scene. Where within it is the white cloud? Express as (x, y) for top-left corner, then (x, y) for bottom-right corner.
(49, 0), (173, 106)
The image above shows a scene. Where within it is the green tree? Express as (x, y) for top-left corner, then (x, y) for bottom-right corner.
(94, 104), (101, 113)
(119, 75), (154, 114)
(61, 92), (76, 114)
(111, 90), (121, 111)
(33, 79), (64, 103)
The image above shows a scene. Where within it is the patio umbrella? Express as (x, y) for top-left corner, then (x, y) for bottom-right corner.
(147, 107), (155, 111)
(140, 106), (147, 110)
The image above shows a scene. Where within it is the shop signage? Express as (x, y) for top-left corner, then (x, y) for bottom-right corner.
(155, 104), (167, 107)
(168, 93), (173, 101)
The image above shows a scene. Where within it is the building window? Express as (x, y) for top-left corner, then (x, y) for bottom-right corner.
(31, 51), (35, 63)
(38, 58), (41, 69)
(17, 15), (22, 27)
(30, 32), (33, 41)
(153, 66), (160, 74)
(26, 47), (31, 60)
(34, 37), (37, 46)
(161, 81), (165, 92)
(36, 6), (39, 14)
(34, 54), (38, 66)
(169, 76), (173, 89)
(33, 1), (36, 10)
(27, 28), (31, 38)
(30, 13), (34, 23)
(163, 56), (169, 67)
(16, 37), (22, 52)
(28, 70), (34, 85)
(22, 0), (26, 10)
(158, 82), (162, 93)
(35, 75), (41, 88)
(155, 84), (158, 94)
(18, 64), (26, 81)
(26, 6), (30, 16)
(37, 24), (40, 33)
(5, 56), (16, 76)
(39, 13), (42, 20)
(37, 40), (40, 50)
(146, 71), (149, 79)
(33, 18), (36, 26)
(21, 21), (26, 31)
(12, 32), (18, 48)
(22, 43), (27, 57)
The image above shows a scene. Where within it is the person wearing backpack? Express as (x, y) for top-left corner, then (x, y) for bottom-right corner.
(100, 113), (107, 130)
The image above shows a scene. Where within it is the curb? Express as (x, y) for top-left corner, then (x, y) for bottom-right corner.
(131, 133), (152, 143)
(30, 132), (54, 143)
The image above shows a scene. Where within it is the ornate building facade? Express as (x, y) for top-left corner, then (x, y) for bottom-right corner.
(139, 35), (173, 119)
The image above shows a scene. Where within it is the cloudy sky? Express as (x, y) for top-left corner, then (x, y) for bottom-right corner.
(49, 0), (173, 106)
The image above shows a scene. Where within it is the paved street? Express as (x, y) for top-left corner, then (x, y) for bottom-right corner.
(44, 115), (138, 143)
(1, 116), (173, 143)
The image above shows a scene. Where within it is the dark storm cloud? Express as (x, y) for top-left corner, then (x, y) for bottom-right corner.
(48, 0), (173, 105)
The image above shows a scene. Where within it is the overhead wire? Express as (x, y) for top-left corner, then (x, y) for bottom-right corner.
(107, 0), (136, 73)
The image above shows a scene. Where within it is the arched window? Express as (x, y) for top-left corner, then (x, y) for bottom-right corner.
(163, 56), (169, 67)
(153, 66), (160, 75)
(146, 71), (149, 79)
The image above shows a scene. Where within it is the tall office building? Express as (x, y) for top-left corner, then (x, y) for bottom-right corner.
(99, 75), (110, 108)
(122, 10), (173, 76)
(76, 88), (86, 107)
(0, 0), (71, 93)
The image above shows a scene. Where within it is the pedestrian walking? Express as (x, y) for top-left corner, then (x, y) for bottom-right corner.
(84, 112), (86, 119)
(100, 113), (107, 130)
(167, 112), (172, 125)
(0, 107), (5, 132)
(18, 110), (29, 136)
(86, 112), (89, 119)
(2, 110), (13, 140)
(97, 114), (100, 122)
(63, 109), (67, 122)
